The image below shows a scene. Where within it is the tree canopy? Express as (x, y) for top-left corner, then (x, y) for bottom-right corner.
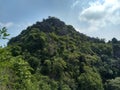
(0, 17), (120, 90)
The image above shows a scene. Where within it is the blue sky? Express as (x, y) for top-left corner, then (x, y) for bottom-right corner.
(0, 0), (120, 45)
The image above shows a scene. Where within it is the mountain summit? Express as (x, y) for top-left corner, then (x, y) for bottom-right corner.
(8, 16), (104, 45)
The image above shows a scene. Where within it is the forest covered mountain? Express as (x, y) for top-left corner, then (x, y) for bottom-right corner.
(1, 17), (120, 90)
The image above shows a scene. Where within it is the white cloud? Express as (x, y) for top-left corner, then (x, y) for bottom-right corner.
(71, 0), (89, 9)
(79, 0), (120, 31)
(75, 27), (81, 32)
(0, 22), (14, 28)
(71, 0), (80, 8)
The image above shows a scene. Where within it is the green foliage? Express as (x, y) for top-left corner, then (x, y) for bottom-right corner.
(0, 48), (38, 90)
(0, 27), (10, 39)
(2, 17), (120, 90)
(41, 57), (66, 80)
(78, 66), (104, 90)
(10, 57), (33, 89)
(0, 48), (12, 89)
(105, 77), (120, 90)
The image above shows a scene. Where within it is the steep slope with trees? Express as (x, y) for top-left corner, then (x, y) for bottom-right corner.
(0, 17), (120, 90)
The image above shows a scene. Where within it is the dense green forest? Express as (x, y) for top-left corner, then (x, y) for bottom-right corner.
(1, 17), (120, 90)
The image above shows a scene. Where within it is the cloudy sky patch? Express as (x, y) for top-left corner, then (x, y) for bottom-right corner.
(79, 0), (120, 32)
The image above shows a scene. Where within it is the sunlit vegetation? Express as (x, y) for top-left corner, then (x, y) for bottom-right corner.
(0, 17), (120, 90)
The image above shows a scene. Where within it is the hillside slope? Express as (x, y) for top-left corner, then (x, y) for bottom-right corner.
(8, 17), (120, 90)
